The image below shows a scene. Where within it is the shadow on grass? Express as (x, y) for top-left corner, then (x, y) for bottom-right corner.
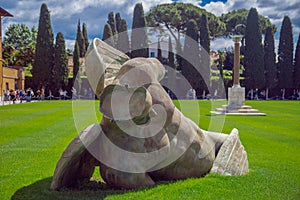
(11, 177), (136, 200)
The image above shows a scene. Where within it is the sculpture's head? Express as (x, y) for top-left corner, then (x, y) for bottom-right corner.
(99, 84), (153, 122)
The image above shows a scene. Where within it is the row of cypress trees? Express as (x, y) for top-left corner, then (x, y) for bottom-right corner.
(244, 8), (300, 97)
(32, 3), (68, 95)
(32, 3), (89, 95)
(32, 3), (300, 98)
(102, 4), (212, 95)
(102, 3), (148, 58)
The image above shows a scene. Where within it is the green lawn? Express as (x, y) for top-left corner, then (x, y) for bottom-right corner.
(0, 100), (299, 199)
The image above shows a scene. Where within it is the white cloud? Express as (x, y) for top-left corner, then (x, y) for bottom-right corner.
(211, 37), (233, 50)
(65, 39), (76, 50)
(203, 2), (231, 16)
(125, 0), (173, 14)
(203, 0), (300, 51)
(1, 0), (299, 51)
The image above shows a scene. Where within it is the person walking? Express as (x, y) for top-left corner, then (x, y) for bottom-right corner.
(26, 88), (32, 102)
(9, 89), (16, 104)
(19, 90), (24, 103)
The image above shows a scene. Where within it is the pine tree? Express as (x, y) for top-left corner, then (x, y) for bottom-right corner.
(244, 8), (264, 90)
(278, 16), (294, 94)
(264, 26), (277, 97)
(53, 32), (68, 94)
(76, 19), (85, 57)
(102, 23), (115, 47)
(182, 19), (204, 96)
(199, 14), (210, 53)
(73, 41), (81, 92)
(131, 3), (149, 58)
(294, 33), (300, 89)
(168, 36), (175, 68)
(157, 39), (162, 62)
(82, 23), (89, 51)
(117, 19), (130, 55)
(32, 3), (54, 89)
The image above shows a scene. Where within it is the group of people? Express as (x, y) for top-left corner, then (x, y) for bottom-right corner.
(247, 88), (300, 100)
(2, 88), (35, 104)
(2, 86), (95, 103)
(58, 87), (94, 100)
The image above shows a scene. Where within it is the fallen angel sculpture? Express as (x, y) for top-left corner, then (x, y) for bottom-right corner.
(50, 38), (248, 190)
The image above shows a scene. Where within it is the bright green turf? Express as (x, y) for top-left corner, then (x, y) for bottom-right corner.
(0, 100), (299, 199)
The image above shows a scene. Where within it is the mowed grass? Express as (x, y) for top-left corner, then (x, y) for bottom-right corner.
(0, 100), (299, 199)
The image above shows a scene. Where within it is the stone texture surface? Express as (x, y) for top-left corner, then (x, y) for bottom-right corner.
(95, 57), (227, 189)
(50, 124), (101, 190)
(228, 86), (245, 109)
(210, 128), (249, 175)
(85, 38), (130, 96)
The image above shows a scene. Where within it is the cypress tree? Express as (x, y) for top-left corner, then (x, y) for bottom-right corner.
(76, 19), (85, 57)
(168, 36), (175, 68)
(131, 3), (149, 58)
(117, 19), (130, 55)
(264, 26), (277, 97)
(199, 14), (211, 92)
(82, 23), (89, 51)
(115, 12), (122, 33)
(182, 19), (204, 96)
(108, 12), (117, 35)
(175, 40), (183, 70)
(73, 41), (81, 92)
(102, 23), (115, 47)
(199, 14), (210, 53)
(278, 16), (294, 93)
(107, 12), (118, 47)
(53, 32), (68, 93)
(294, 33), (300, 89)
(157, 39), (162, 62)
(244, 8), (264, 90)
(32, 3), (54, 89)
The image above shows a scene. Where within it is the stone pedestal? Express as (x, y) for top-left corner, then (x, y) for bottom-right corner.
(228, 86), (245, 110)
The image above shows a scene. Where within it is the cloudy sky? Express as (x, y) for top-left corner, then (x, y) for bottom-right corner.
(1, 0), (299, 51)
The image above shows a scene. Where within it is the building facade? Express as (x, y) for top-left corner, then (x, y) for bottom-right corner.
(2, 66), (25, 92)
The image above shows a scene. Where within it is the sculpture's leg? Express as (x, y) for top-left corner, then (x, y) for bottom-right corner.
(100, 164), (155, 189)
(50, 124), (102, 190)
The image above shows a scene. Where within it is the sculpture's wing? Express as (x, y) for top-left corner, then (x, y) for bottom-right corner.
(210, 128), (249, 176)
(85, 38), (130, 96)
(50, 124), (102, 190)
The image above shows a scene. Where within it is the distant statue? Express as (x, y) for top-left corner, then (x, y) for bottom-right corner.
(50, 39), (249, 190)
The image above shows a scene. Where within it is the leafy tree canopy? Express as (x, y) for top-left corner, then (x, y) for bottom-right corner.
(4, 24), (37, 49)
(146, 2), (226, 41)
(220, 9), (277, 35)
(3, 24), (37, 68)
